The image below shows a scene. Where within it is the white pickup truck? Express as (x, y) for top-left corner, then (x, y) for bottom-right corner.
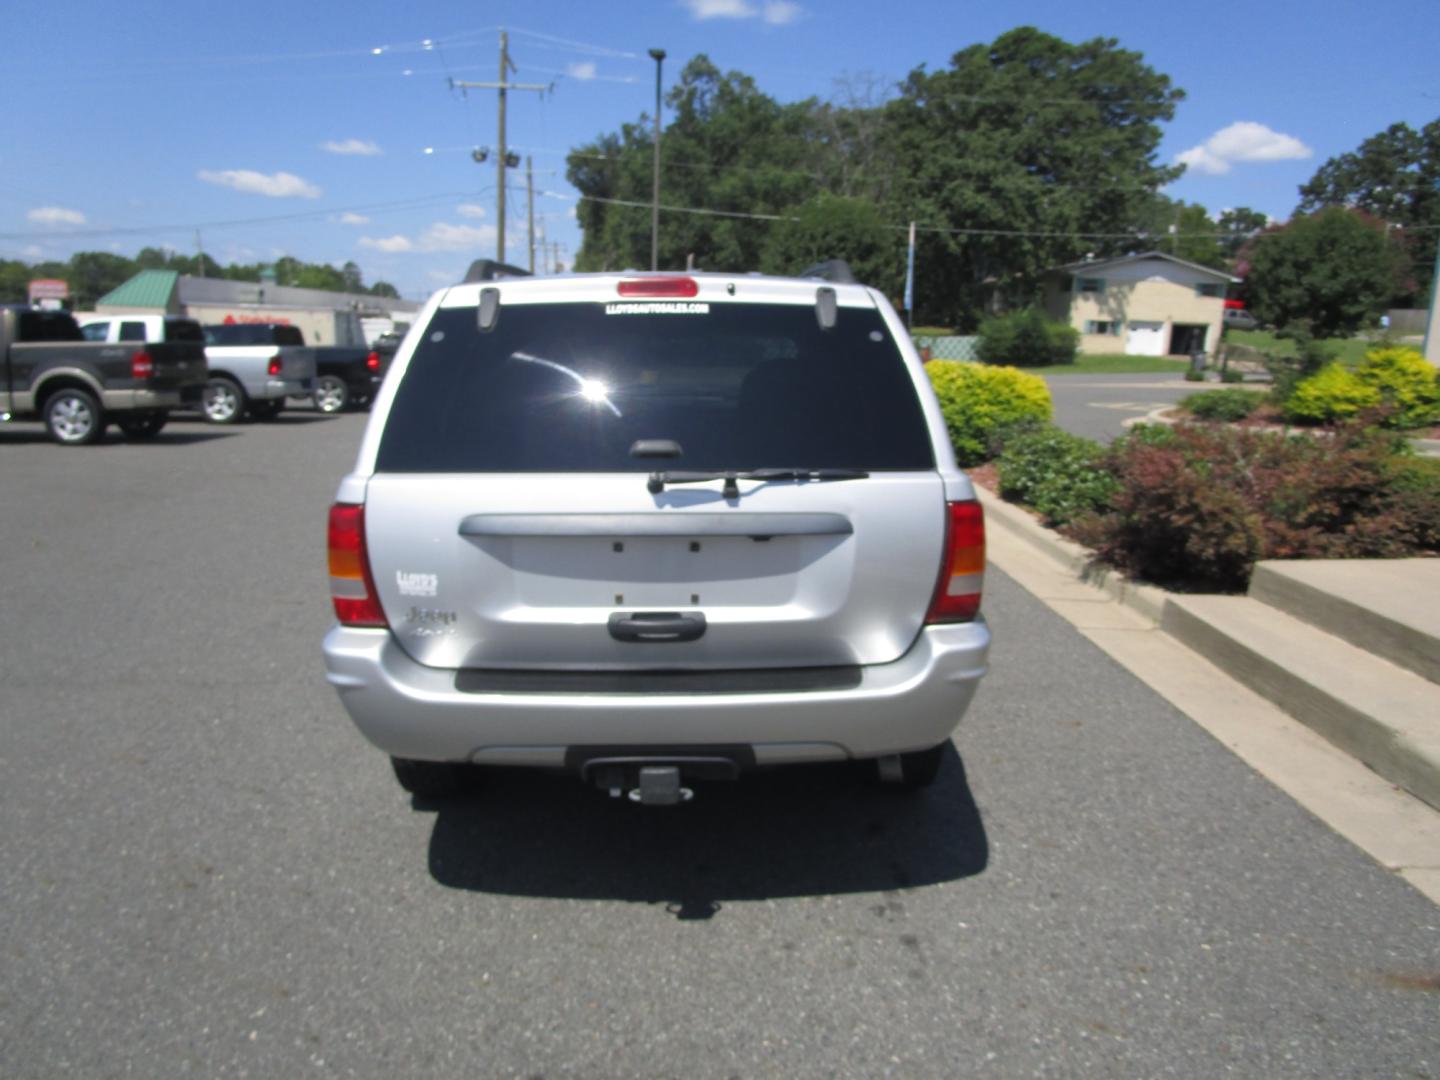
(198, 323), (317, 423)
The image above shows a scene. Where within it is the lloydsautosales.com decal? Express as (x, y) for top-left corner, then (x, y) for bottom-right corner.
(604, 302), (710, 315)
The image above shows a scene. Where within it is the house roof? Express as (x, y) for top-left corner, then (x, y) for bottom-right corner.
(98, 269), (179, 308)
(176, 275), (421, 314)
(1054, 251), (1239, 284)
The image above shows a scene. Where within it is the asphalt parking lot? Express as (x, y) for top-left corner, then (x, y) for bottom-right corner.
(2, 412), (1437, 1078)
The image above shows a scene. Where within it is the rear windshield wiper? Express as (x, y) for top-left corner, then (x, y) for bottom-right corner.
(647, 468), (869, 497)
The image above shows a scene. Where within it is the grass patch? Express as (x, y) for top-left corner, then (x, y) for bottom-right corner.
(1225, 329), (1372, 367)
(1021, 354), (1193, 376)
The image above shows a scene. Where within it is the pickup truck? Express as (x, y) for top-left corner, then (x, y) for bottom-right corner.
(200, 324), (385, 420)
(1, 305), (207, 444)
(78, 313), (209, 348)
(199, 323), (317, 423)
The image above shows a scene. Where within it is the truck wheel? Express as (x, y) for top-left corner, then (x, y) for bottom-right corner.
(117, 412), (168, 440)
(313, 375), (349, 414)
(248, 399), (284, 422)
(201, 377), (246, 424)
(391, 757), (468, 800)
(44, 387), (107, 445)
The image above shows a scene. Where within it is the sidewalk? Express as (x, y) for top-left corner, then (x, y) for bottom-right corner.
(976, 483), (1440, 904)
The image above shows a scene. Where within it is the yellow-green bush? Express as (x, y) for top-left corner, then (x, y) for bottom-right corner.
(1354, 346), (1440, 429)
(924, 361), (1052, 465)
(1283, 362), (1380, 425)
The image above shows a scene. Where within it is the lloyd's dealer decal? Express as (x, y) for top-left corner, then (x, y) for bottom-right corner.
(604, 302), (710, 316)
(396, 570), (438, 598)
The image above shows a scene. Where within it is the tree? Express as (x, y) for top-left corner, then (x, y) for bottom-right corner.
(1244, 208), (1408, 338)
(1216, 207), (1269, 260)
(67, 251), (138, 308)
(1131, 196), (1226, 269)
(760, 193), (902, 295)
(1298, 120), (1440, 303)
(369, 281), (400, 299)
(882, 28), (1185, 326)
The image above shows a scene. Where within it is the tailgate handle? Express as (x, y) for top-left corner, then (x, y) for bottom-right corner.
(608, 612), (707, 644)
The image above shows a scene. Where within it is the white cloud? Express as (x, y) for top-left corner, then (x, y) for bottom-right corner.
(197, 169), (322, 198)
(684, 0), (755, 18)
(567, 62), (597, 80)
(358, 234), (414, 253)
(359, 222), (498, 254)
(456, 203), (488, 219)
(322, 138), (382, 156)
(27, 206), (86, 226)
(763, 1), (803, 23)
(1176, 122), (1312, 176)
(338, 212), (370, 225)
(682, 0), (802, 20)
(21, 244), (44, 257)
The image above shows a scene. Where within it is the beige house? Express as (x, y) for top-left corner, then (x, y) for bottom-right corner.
(1043, 252), (1239, 359)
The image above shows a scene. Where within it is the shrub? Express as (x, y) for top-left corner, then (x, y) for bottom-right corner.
(1219, 368), (1245, 384)
(1072, 422), (1431, 592)
(1353, 346), (1440, 429)
(1181, 388), (1267, 423)
(976, 308), (1078, 367)
(1283, 362), (1381, 424)
(1386, 455), (1440, 549)
(1183, 370), (1205, 382)
(925, 361), (1052, 466)
(997, 425), (1117, 526)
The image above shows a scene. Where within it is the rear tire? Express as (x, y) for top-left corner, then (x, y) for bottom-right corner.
(201, 377), (246, 424)
(880, 743), (946, 789)
(391, 757), (467, 800)
(117, 412), (168, 440)
(313, 375), (349, 414)
(44, 387), (106, 445)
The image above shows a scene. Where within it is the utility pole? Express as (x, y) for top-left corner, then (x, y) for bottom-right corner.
(195, 230), (206, 277)
(526, 155), (536, 274)
(449, 32), (547, 262)
(648, 48), (666, 271)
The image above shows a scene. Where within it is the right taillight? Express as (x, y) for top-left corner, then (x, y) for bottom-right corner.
(926, 500), (985, 623)
(328, 503), (388, 627)
(365, 351), (381, 371)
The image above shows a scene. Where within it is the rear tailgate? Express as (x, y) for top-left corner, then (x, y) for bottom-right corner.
(363, 279), (948, 673)
(365, 472), (945, 670)
(143, 342), (208, 391)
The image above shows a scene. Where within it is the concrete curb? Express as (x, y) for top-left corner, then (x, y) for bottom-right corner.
(974, 485), (1169, 624)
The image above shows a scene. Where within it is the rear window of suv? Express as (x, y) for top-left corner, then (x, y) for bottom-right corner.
(376, 301), (935, 473)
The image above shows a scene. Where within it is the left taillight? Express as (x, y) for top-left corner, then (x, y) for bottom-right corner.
(365, 351), (381, 371)
(130, 351), (154, 379)
(925, 500), (985, 623)
(328, 503), (388, 627)
(267, 354), (283, 376)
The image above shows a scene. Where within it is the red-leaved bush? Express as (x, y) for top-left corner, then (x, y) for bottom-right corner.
(1068, 422), (1437, 592)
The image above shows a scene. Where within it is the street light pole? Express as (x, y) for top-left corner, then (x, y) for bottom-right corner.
(648, 48), (666, 272)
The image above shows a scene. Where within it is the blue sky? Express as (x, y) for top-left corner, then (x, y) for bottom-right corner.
(3, 0), (1436, 299)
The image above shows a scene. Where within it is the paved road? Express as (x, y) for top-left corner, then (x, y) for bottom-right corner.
(1043, 372), (1198, 442)
(2, 414), (1437, 1078)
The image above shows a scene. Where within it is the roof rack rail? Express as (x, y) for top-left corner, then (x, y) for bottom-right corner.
(463, 259), (532, 284)
(798, 259), (857, 285)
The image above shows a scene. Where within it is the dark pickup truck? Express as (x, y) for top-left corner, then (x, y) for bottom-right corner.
(201, 323), (390, 417)
(1, 306), (208, 444)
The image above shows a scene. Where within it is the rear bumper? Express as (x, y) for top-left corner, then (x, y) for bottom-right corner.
(258, 377), (309, 400)
(321, 619), (990, 767)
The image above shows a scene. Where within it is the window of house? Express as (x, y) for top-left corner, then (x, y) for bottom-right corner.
(1084, 320), (1120, 335)
(1195, 283), (1224, 298)
(1075, 277), (1105, 294)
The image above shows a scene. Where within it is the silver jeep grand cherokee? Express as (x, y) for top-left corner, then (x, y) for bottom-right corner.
(323, 263), (990, 803)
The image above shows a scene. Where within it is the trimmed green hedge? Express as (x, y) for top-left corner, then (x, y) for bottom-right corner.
(924, 361), (1052, 466)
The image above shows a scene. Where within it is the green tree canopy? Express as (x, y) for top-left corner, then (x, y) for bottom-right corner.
(1244, 208), (1408, 337)
(883, 27), (1184, 325)
(1131, 197), (1227, 269)
(1298, 120), (1440, 303)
